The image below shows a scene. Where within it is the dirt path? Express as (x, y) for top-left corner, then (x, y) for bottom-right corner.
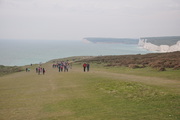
(72, 66), (180, 94)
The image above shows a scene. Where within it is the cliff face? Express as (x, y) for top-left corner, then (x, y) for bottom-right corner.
(138, 37), (180, 52)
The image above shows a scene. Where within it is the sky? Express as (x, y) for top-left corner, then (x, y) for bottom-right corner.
(0, 0), (180, 41)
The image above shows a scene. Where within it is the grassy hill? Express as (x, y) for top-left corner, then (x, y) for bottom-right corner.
(78, 51), (180, 71)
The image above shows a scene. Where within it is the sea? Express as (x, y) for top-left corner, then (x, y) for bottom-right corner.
(0, 40), (152, 66)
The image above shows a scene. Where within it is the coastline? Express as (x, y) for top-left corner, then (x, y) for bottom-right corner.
(2, 37), (180, 67)
(0, 40), (151, 66)
(138, 40), (180, 52)
(138, 36), (180, 52)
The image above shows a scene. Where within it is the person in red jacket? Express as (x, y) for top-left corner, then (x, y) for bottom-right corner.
(83, 63), (87, 72)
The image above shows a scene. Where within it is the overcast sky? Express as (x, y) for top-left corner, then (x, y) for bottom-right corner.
(0, 0), (180, 40)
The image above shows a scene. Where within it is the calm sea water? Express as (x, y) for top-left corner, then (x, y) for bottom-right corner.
(0, 40), (152, 66)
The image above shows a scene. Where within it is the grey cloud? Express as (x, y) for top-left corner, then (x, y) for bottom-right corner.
(0, 0), (179, 40)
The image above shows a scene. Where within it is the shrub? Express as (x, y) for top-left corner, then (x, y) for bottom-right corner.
(128, 64), (139, 69)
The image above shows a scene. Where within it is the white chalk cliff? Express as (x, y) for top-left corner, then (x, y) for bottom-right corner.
(138, 39), (180, 52)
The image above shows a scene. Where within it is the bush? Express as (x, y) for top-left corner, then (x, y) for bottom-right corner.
(128, 64), (139, 69)
(0, 65), (23, 76)
(158, 67), (166, 71)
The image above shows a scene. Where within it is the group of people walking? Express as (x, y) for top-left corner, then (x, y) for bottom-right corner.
(53, 62), (90, 72)
(83, 63), (90, 72)
(26, 62), (90, 75)
(52, 61), (72, 72)
(36, 67), (46, 75)
(25, 68), (30, 72)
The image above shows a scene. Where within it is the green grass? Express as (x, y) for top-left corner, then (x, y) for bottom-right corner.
(0, 62), (179, 120)
(40, 74), (180, 120)
(89, 63), (180, 80)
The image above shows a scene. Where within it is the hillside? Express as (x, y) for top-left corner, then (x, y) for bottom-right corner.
(1, 51), (180, 120)
(77, 51), (180, 71)
(0, 54), (180, 120)
(0, 65), (23, 76)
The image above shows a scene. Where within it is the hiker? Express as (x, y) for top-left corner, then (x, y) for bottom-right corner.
(87, 63), (90, 72)
(66, 63), (69, 72)
(83, 63), (87, 72)
(64, 64), (67, 72)
(38, 67), (41, 75)
(60, 64), (63, 72)
(58, 63), (63, 72)
(36, 68), (38, 73)
(26, 68), (30, 72)
(58, 65), (61, 72)
(43, 68), (45, 75)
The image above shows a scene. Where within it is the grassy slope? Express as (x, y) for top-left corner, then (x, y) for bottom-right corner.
(0, 65), (23, 76)
(0, 61), (179, 120)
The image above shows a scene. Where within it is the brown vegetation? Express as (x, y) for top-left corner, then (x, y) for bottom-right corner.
(0, 65), (23, 76)
(77, 51), (180, 70)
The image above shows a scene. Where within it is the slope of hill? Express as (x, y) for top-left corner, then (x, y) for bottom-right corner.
(0, 53), (180, 119)
(78, 51), (180, 71)
(0, 65), (23, 76)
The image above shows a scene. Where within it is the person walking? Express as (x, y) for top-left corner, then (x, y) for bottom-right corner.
(36, 68), (38, 73)
(60, 65), (63, 72)
(43, 68), (46, 75)
(83, 63), (87, 72)
(64, 64), (67, 72)
(58, 65), (61, 72)
(38, 67), (41, 75)
(87, 63), (90, 72)
(66, 63), (69, 72)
